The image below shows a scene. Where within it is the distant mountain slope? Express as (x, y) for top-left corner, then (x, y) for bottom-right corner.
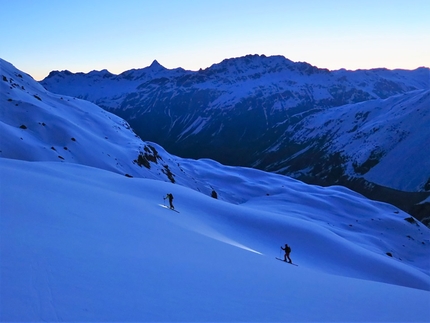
(260, 89), (430, 191)
(40, 54), (430, 219)
(41, 54), (429, 112)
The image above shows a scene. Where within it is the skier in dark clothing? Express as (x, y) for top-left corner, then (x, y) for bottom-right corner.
(164, 193), (174, 209)
(281, 244), (292, 263)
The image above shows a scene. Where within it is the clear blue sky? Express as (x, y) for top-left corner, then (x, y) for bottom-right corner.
(2, 0), (429, 80)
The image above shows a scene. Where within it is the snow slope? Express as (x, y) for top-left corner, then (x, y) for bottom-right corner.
(2, 159), (430, 322)
(0, 58), (195, 185)
(288, 89), (430, 191)
(1, 58), (430, 321)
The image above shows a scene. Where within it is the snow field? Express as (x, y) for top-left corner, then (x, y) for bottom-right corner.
(1, 158), (430, 322)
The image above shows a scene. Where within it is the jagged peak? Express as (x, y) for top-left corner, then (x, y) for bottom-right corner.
(116, 60), (167, 80)
(148, 59), (165, 70)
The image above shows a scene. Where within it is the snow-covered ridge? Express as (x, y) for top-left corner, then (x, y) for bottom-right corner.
(41, 54), (430, 111)
(0, 58), (187, 184)
(42, 59), (189, 104)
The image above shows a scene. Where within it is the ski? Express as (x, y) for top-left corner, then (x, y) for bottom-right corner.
(159, 204), (180, 213)
(275, 257), (298, 266)
(165, 206), (179, 213)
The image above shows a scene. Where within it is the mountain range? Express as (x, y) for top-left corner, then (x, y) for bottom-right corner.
(40, 54), (430, 220)
(1, 57), (430, 321)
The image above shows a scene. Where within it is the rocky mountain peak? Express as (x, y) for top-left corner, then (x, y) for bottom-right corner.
(149, 59), (165, 71)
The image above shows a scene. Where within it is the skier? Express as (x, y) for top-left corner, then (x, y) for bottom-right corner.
(164, 193), (174, 209)
(281, 243), (292, 263)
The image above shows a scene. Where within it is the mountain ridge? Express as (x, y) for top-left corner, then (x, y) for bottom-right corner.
(39, 55), (430, 219)
(42, 54), (430, 107)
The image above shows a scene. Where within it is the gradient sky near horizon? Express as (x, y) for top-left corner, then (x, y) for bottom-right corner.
(2, 0), (429, 80)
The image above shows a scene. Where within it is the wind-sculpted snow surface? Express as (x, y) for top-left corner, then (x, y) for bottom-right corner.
(1, 58), (430, 321)
(176, 156), (430, 279)
(1, 158), (430, 322)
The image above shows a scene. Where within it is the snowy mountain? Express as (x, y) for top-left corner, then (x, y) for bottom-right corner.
(270, 89), (430, 192)
(1, 58), (195, 187)
(40, 54), (430, 219)
(2, 58), (430, 321)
